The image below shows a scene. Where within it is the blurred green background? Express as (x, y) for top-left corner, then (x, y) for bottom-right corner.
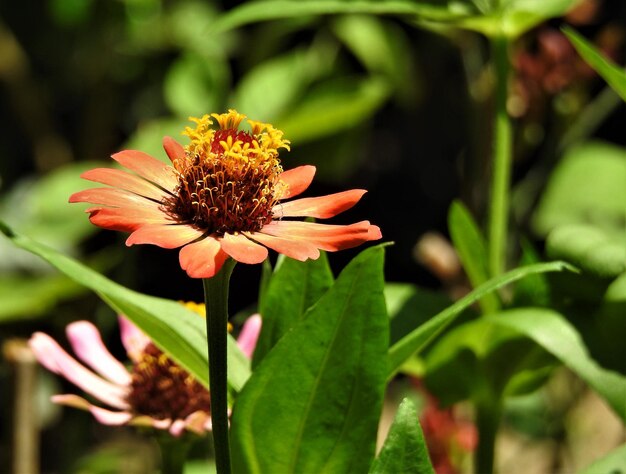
(1, 0), (624, 472)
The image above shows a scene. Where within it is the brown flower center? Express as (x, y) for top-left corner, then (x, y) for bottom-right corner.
(127, 342), (210, 421)
(163, 127), (285, 234)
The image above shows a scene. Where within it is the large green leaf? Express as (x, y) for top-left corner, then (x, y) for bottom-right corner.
(563, 27), (626, 102)
(387, 261), (575, 377)
(252, 252), (334, 367)
(1, 225), (251, 392)
(485, 308), (626, 421)
(369, 398), (434, 474)
(546, 224), (626, 279)
(532, 141), (626, 237)
(231, 246), (389, 474)
(448, 200), (499, 313)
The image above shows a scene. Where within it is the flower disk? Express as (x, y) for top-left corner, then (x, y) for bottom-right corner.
(163, 113), (288, 234)
(127, 342), (211, 421)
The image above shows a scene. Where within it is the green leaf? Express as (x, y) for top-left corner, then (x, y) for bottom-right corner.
(532, 141), (626, 237)
(252, 252), (334, 367)
(231, 246), (389, 474)
(448, 200), (499, 313)
(484, 308), (626, 421)
(210, 1), (471, 34)
(563, 27), (626, 102)
(387, 261), (576, 377)
(579, 443), (626, 474)
(546, 224), (626, 279)
(277, 76), (391, 144)
(369, 398), (434, 474)
(1, 226), (251, 392)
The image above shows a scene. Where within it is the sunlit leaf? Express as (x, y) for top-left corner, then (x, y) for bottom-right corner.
(563, 26), (626, 102)
(231, 245), (388, 474)
(1, 225), (251, 392)
(546, 224), (626, 279)
(387, 261), (576, 377)
(369, 398), (434, 474)
(579, 443), (626, 474)
(484, 308), (626, 421)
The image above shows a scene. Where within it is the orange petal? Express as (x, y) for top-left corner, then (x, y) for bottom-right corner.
(243, 231), (319, 261)
(81, 168), (167, 201)
(88, 207), (172, 232)
(126, 224), (205, 249)
(277, 165), (316, 199)
(275, 189), (367, 219)
(260, 220), (381, 251)
(70, 187), (163, 209)
(111, 150), (178, 191)
(163, 136), (186, 163)
(179, 236), (228, 278)
(220, 232), (268, 264)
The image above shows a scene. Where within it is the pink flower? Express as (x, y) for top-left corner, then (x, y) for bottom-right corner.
(29, 313), (262, 437)
(69, 110), (381, 278)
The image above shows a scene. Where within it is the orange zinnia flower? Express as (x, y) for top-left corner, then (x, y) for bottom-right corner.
(70, 110), (381, 278)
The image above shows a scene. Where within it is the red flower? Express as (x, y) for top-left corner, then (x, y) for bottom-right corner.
(71, 110), (381, 278)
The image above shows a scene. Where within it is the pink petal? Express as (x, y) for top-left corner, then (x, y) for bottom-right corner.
(29, 333), (129, 409)
(179, 236), (229, 278)
(80, 168), (167, 201)
(243, 231), (319, 261)
(111, 150), (178, 191)
(277, 165), (316, 199)
(70, 188), (164, 209)
(169, 419), (187, 437)
(163, 136), (186, 163)
(66, 321), (131, 386)
(52, 394), (133, 426)
(183, 411), (212, 435)
(275, 189), (367, 219)
(220, 232), (268, 264)
(236, 314), (262, 359)
(259, 220), (381, 252)
(126, 224), (205, 249)
(118, 316), (150, 363)
(87, 207), (173, 232)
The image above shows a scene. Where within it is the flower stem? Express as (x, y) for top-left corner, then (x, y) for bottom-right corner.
(157, 436), (190, 474)
(203, 259), (236, 474)
(487, 35), (513, 278)
(475, 400), (502, 474)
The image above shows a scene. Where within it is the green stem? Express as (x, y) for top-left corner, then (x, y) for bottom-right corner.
(203, 259), (237, 474)
(475, 400), (502, 474)
(157, 436), (191, 474)
(487, 35), (513, 278)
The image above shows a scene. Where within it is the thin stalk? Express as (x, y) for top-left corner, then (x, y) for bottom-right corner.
(487, 35), (513, 278)
(157, 436), (191, 474)
(475, 399), (502, 474)
(203, 259), (237, 474)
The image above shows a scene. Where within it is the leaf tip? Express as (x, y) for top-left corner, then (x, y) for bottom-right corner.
(0, 220), (15, 238)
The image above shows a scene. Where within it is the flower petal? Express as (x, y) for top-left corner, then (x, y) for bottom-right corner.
(277, 165), (316, 199)
(179, 236), (229, 278)
(169, 419), (187, 437)
(80, 168), (167, 201)
(236, 314), (262, 359)
(70, 187), (163, 209)
(118, 316), (150, 363)
(29, 333), (129, 409)
(66, 321), (131, 386)
(126, 224), (205, 249)
(163, 136), (186, 163)
(87, 206), (173, 232)
(111, 150), (178, 191)
(243, 231), (319, 261)
(259, 220), (381, 252)
(183, 411), (212, 435)
(275, 189), (367, 219)
(220, 232), (268, 264)
(52, 394), (133, 425)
